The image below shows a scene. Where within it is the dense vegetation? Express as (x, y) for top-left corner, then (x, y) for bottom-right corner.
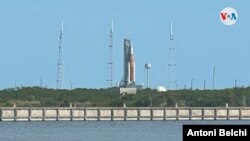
(0, 87), (250, 107)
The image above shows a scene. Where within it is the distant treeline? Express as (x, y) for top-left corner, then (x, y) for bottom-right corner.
(0, 87), (250, 107)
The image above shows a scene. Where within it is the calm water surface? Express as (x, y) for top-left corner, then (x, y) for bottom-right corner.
(0, 120), (249, 141)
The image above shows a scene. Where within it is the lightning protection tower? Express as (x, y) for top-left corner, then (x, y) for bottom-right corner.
(56, 21), (63, 89)
(168, 21), (176, 90)
(107, 18), (114, 87)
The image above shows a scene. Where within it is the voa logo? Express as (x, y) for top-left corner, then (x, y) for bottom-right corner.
(220, 7), (238, 26)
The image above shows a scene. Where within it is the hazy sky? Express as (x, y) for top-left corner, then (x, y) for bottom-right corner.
(0, 0), (249, 90)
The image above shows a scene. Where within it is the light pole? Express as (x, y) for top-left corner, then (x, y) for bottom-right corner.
(234, 79), (237, 88)
(204, 79), (206, 91)
(70, 80), (72, 90)
(212, 66), (215, 89)
(191, 78), (194, 90)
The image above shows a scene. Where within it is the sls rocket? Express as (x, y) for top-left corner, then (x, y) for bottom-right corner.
(120, 39), (136, 87)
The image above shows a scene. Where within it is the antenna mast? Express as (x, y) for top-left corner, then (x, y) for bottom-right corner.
(212, 65), (215, 90)
(56, 21), (63, 89)
(40, 75), (43, 88)
(168, 21), (176, 90)
(107, 18), (114, 87)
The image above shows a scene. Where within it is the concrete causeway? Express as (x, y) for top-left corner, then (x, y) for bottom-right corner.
(0, 107), (249, 121)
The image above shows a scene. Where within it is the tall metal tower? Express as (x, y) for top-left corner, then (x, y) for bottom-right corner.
(107, 18), (114, 87)
(168, 21), (176, 90)
(56, 21), (63, 89)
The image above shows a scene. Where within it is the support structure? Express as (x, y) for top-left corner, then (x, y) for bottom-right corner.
(56, 21), (63, 89)
(107, 18), (114, 87)
(168, 21), (176, 90)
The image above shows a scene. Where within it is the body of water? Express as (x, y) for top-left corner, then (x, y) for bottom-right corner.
(0, 120), (248, 141)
